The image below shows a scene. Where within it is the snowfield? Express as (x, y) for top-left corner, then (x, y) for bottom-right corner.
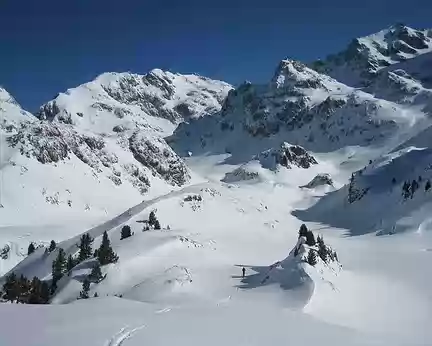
(2, 24), (432, 346)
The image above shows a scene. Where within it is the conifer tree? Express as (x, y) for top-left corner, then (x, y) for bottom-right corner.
(154, 219), (161, 230)
(426, 180), (431, 192)
(40, 281), (50, 304)
(51, 248), (66, 292)
(79, 279), (90, 299)
(94, 292), (99, 298)
(78, 233), (94, 263)
(89, 262), (103, 283)
(120, 225), (132, 240)
(307, 250), (318, 266)
(148, 211), (157, 227)
(49, 240), (56, 252)
(97, 231), (119, 265)
(29, 277), (42, 304)
(298, 224), (308, 238)
(27, 243), (36, 255)
(305, 230), (316, 246)
(317, 237), (328, 262)
(2, 272), (19, 302)
(66, 254), (75, 274)
(17, 274), (30, 303)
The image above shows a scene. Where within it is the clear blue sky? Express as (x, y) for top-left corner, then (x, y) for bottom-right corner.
(1, 0), (431, 111)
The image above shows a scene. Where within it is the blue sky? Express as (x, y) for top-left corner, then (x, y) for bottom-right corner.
(1, 0), (431, 111)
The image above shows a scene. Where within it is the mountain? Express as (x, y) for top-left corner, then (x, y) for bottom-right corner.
(170, 59), (428, 166)
(36, 69), (232, 135)
(2, 24), (432, 346)
(311, 24), (432, 87)
(0, 71), (232, 273)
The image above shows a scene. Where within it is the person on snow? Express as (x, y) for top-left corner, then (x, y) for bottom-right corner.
(242, 267), (246, 278)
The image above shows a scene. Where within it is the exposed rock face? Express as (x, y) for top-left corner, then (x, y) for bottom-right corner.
(129, 131), (190, 186)
(256, 143), (318, 170)
(300, 174), (333, 188)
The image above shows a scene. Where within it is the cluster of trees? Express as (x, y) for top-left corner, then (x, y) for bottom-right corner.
(401, 176), (431, 200)
(2, 231), (118, 303)
(1, 273), (50, 304)
(144, 211), (161, 231)
(295, 224), (338, 267)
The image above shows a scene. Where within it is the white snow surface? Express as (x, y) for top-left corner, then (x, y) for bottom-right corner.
(2, 27), (432, 346)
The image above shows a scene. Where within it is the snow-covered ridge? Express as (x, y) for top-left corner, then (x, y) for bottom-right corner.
(36, 69), (232, 135)
(311, 24), (432, 86)
(171, 59), (425, 161)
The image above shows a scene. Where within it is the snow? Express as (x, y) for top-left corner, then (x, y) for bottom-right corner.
(2, 25), (432, 346)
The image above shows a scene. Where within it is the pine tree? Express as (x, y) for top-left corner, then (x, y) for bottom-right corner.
(17, 274), (30, 303)
(298, 224), (308, 238)
(402, 181), (411, 199)
(2, 272), (19, 302)
(28, 277), (42, 304)
(148, 211), (157, 226)
(97, 231), (119, 265)
(78, 233), (94, 263)
(120, 225), (132, 240)
(51, 248), (66, 292)
(305, 230), (316, 246)
(392, 177), (396, 185)
(154, 219), (161, 230)
(307, 250), (318, 266)
(79, 279), (90, 299)
(411, 179), (419, 198)
(40, 281), (50, 304)
(317, 237), (328, 262)
(49, 240), (56, 252)
(66, 254), (75, 274)
(94, 292), (99, 298)
(89, 262), (103, 283)
(27, 243), (36, 255)
(426, 180), (431, 192)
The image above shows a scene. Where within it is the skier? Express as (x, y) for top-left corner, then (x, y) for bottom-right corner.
(242, 267), (246, 278)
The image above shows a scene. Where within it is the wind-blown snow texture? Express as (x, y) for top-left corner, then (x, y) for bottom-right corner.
(2, 24), (432, 346)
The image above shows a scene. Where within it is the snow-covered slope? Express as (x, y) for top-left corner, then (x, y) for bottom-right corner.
(294, 125), (432, 236)
(3, 24), (432, 346)
(0, 71), (231, 274)
(311, 24), (432, 87)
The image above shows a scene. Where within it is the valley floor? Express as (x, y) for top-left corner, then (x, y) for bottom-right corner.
(1, 153), (431, 346)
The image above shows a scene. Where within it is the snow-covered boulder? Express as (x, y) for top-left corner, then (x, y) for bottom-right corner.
(256, 143), (317, 170)
(300, 173), (333, 188)
(222, 165), (260, 183)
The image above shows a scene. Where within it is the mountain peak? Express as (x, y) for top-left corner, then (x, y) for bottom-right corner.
(311, 24), (432, 86)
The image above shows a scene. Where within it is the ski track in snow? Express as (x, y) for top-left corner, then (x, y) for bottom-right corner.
(105, 325), (146, 346)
